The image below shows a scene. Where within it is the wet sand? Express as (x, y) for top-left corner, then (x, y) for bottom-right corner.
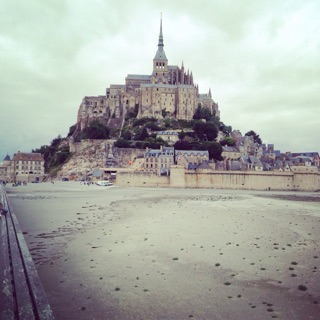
(6, 182), (320, 320)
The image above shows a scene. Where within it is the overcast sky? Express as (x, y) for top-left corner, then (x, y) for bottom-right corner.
(1, 0), (319, 162)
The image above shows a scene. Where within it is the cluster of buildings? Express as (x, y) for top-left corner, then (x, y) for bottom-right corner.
(0, 152), (45, 183)
(220, 131), (320, 171)
(1, 138), (319, 183)
(143, 147), (211, 175)
(139, 129), (320, 175)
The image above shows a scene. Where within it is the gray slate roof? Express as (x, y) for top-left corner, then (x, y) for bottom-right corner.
(126, 74), (152, 80)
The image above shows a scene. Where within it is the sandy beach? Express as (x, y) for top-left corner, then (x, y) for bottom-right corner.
(5, 182), (320, 320)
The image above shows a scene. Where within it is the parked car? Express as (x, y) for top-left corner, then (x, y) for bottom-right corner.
(95, 180), (113, 186)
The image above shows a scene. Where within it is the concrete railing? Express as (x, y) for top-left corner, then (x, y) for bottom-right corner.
(0, 186), (54, 319)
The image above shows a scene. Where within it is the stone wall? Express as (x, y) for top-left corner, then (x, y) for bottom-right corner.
(184, 171), (294, 190)
(116, 166), (320, 191)
(116, 148), (145, 167)
(116, 171), (170, 187)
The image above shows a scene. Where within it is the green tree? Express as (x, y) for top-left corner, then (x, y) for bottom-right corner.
(121, 129), (132, 140)
(220, 137), (236, 146)
(162, 108), (168, 118)
(51, 135), (62, 147)
(67, 124), (76, 137)
(193, 105), (212, 121)
(174, 140), (191, 150)
(193, 121), (218, 141)
(114, 138), (131, 148)
(193, 104), (203, 120)
(133, 117), (156, 127)
(219, 122), (232, 135)
(126, 104), (139, 120)
(245, 130), (262, 144)
(205, 122), (218, 141)
(205, 142), (223, 161)
(139, 127), (149, 141)
(201, 107), (212, 121)
(142, 137), (166, 149)
(178, 130), (186, 140)
(82, 120), (110, 139)
(193, 121), (206, 140)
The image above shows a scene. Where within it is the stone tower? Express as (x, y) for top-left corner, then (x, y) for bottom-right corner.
(152, 16), (168, 84)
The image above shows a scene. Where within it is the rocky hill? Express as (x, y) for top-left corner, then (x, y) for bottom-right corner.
(57, 140), (107, 180)
(57, 139), (145, 180)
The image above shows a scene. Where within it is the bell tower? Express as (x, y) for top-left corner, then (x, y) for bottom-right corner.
(152, 14), (168, 83)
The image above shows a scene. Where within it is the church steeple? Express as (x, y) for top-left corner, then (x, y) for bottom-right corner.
(154, 14), (167, 62)
(152, 14), (168, 83)
(158, 14), (164, 48)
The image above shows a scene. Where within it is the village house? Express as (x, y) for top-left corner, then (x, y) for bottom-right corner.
(0, 152), (45, 182)
(156, 131), (179, 146)
(144, 146), (174, 175)
(175, 150), (209, 169)
(221, 146), (241, 160)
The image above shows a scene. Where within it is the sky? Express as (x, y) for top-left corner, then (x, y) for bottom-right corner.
(1, 0), (319, 162)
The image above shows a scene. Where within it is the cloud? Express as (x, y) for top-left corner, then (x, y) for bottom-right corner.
(1, 0), (319, 162)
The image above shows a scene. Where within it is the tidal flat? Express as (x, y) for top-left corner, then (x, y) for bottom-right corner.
(6, 182), (320, 320)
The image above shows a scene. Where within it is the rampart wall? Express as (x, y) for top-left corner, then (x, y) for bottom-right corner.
(118, 171), (170, 187)
(116, 166), (320, 191)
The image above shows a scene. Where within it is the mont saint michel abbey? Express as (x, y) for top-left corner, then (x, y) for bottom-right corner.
(75, 18), (220, 133)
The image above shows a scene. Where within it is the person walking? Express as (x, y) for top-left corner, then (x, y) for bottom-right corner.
(0, 202), (8, 217)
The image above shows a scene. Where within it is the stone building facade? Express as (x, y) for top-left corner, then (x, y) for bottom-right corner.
(144, 146), (174, 175)
(156, 131), (179, 146)
(175, 150), (209, 168)
(74, 18), (220, 135)
(0, 152), (45, 182)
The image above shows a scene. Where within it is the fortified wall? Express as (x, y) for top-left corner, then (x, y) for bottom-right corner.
(116, 166), (320, 191)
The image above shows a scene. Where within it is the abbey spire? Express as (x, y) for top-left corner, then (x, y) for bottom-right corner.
(158, 13), (164, 48)
(152, 14), (168, 82)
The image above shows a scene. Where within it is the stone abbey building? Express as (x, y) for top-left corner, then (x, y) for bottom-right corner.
(75, 18), (220, 134)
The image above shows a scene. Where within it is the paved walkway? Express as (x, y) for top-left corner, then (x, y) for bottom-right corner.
(0, 186), (54, 320)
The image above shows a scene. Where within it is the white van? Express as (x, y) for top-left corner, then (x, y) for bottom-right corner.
(95, 180), (113, 186)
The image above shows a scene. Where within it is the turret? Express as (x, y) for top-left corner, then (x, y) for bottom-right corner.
(181, 61), (185, 84)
